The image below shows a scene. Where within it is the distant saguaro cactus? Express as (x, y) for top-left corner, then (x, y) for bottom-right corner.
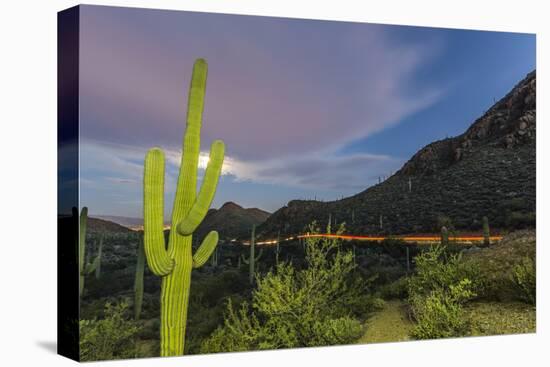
(94, 233), (104, 280)
(143, 59), (225, 356)
(134, 235), (145, 320)
(241, 224), (263, 284)
(210, 246), (219, 267)
(275, 230), (281, 266)
(441, 226), (449, 246)
(79, 207), (102, 297)
(482, 216), (490, 245)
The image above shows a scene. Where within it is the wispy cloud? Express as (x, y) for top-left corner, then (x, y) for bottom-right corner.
(78, 7), (443, 215)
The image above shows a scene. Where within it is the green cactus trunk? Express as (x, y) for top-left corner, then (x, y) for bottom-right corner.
(275, 230), (280, 266)
(143, 59), (225, 356)
(95, 233), (104, 280)
(134, 235), (145, 320)
(241, 224), (263, 285)
(482, 216), (490, 245)
(249, 225), (256, 284)
(79, 207), (102, 297)
(79, 207), (88, 297)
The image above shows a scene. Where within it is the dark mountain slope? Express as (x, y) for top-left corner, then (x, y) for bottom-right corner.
(196, 202), (271, 241)
(87, 217), (133, 234)
(258, 71), (536, 237)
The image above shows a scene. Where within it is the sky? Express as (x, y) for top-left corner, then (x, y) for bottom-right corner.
(77, 5), (536, 217)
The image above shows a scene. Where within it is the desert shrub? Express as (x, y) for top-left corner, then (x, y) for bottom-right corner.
(79, 300), (141, 361)
(408, 245), (481, 297)
(410, 279), (476, 339)
(511, 257), (536, 305)
(379, 276), (409, 299)
(200, 222), (367, 353)
(462, 231), (536, 302)
(436, 215), (455, 232)
(407, 245), (479, 340)
(505, 211), (536, 229)
(369, 297), (387, 311)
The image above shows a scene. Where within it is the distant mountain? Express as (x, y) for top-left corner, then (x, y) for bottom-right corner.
(258, 71), (536, 237)
(196, 202), (271, 241)
(87, 217), (134, 234)
(93, 215), (147, 230)
(94, 202), (270, 240)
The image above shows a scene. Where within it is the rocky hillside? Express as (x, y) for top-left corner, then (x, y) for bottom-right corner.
(258, 71), (536, 237)
(196, 202), (270, 241)
(87, 217), (133, 234)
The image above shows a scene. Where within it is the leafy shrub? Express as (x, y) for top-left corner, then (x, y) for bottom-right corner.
(80, 300), (141, 361)
(379, 277), (409, 299)
(511, 257), (536, 305)
(408, 245), (480, 297)
(505, 211), (536, 229)
(462, 230), (535, 302)
(369, 297), (387, 311)
(410, 279), (476, 339)
(200, 222), (368, 353)
(407, 245), (479, 340)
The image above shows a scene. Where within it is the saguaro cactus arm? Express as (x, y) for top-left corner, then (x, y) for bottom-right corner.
(82, 257), (99, 275)
(143, 148), (174, 276)
(177, 140), (225, 236)
(255, 249), (264, 261)
(192, 231), (219, 268)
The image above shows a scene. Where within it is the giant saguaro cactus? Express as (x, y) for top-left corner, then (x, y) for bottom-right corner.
(241, 224), (263, 284)
(143, 59), (225, 356)
(79, 207), (102, 297)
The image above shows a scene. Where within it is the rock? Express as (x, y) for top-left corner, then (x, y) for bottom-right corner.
(455, 148), (463, 161)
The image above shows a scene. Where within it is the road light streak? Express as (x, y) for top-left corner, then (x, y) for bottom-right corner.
(241, 233), (502, 246)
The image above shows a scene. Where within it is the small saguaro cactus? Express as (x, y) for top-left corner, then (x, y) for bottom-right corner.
(482, 216), (490, 245)
(441, 226), (449, 246)
(241, 224), (263, 284)
(143, 59), (225, 356)
(275, 230), (281, 266)
(210, 246), (219, 267)
(79, 207), (102, 297)
(95, 233), (104, 280)
(134, 235), (145, 320)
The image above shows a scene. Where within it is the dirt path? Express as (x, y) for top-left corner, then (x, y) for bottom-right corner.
(358, 300), (413, 344)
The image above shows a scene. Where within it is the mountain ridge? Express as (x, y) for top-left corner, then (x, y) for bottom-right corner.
(257, 71), (536, 238)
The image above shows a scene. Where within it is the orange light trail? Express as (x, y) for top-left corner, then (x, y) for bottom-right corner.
(244, 233), (503, 246)
(297, 233), (503, 244)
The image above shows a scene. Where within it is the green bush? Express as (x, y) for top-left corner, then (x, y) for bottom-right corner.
(379, 277), (409, 299)
(408, 245), (480, 297)
(410, 279), (476, 339)
(200, 222), (368, 353)
(80, 300), (141, 361)
(407, 246), (479, 340)
(511, 257), (536, 305)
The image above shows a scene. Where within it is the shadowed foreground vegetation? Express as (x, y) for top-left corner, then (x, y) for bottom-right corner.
(78, 226), (535, 360)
